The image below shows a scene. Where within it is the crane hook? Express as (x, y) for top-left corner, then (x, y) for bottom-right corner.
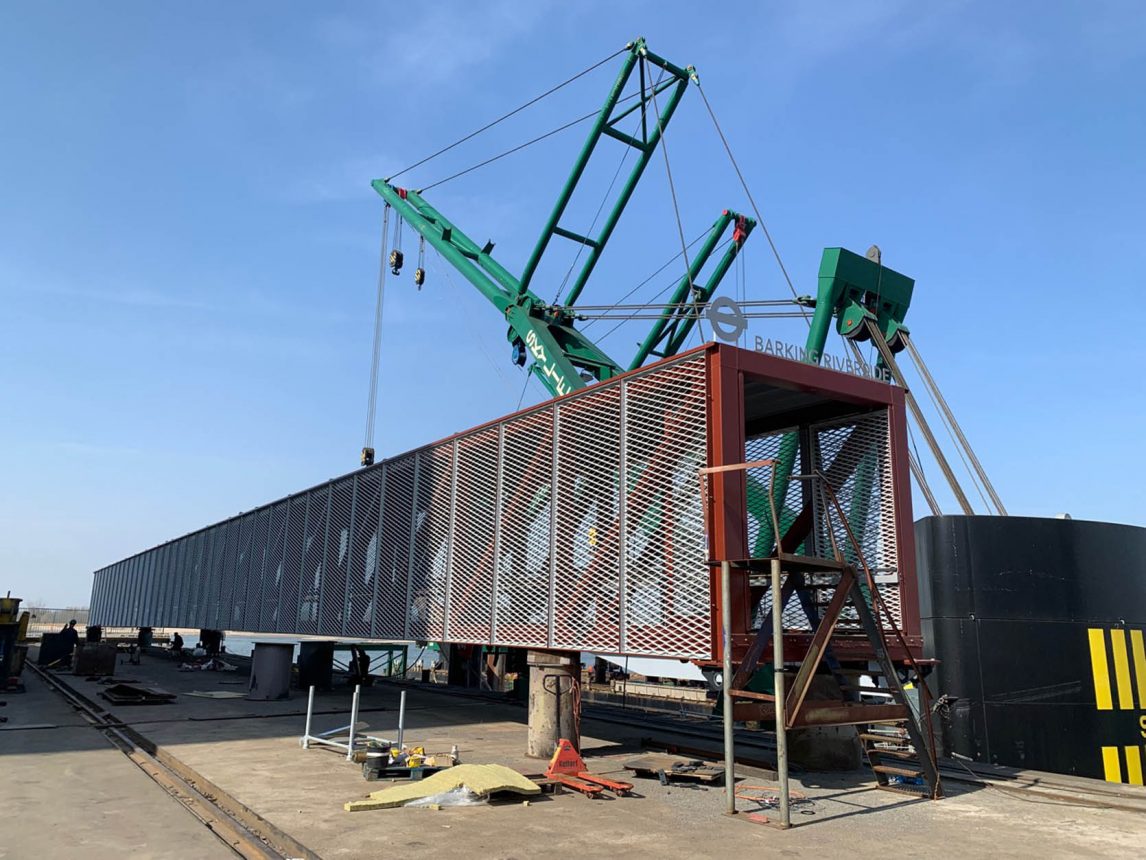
(414, 236), (426, 289)
(390, 214), (405, 275)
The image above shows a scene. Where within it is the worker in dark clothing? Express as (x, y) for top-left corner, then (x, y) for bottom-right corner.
(170, 631), (184, 660)
(60, 619), (79, 648)
(60, 619), (79, 668)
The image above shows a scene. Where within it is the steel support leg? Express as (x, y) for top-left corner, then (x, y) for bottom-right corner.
(772, 557), (790, 828)
(721, 560), (735, 815)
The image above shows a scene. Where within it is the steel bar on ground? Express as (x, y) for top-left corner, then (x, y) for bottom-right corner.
(772, 557), (790, 828)
(721, 559), (735, 816)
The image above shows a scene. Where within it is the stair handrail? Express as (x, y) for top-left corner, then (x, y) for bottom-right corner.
(813, 470), (940, 783)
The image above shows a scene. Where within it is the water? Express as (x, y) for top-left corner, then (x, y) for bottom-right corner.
(168, 630), (432, 668)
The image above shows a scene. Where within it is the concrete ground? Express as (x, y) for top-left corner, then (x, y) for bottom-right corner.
(4, 655), (1145, 859)
(0, 670), (233, 860)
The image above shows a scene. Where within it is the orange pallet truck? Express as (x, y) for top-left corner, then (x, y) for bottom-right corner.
(546, 739), (633, 798)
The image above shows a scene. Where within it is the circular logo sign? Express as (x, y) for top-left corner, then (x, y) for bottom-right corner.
(706, 296), (747, 343)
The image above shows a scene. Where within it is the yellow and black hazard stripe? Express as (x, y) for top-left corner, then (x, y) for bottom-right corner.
(1100, 744), (1145, 785)
(1088, 627), (1146, 785)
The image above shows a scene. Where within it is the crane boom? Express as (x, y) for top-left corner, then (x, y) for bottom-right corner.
(371, 39), (754, 398)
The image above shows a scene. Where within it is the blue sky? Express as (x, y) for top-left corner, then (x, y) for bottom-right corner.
(2, 2), (1144, 606)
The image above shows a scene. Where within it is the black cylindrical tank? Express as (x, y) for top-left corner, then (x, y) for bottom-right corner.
(917, 515), (1146, 783)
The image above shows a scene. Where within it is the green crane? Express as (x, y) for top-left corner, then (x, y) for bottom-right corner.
(755, 246), (915, 556)
(371, 38), (755, 395)
(370, 42), (929, 549)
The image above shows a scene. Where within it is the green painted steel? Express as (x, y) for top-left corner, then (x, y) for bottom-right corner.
(371, 40), (751, 399)
(518, 38), (693, 303)
(629, 210), (754, 369)
(754, 248), (915, 557)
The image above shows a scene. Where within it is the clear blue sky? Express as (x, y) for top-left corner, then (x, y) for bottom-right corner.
(2, 2), (1143, 606)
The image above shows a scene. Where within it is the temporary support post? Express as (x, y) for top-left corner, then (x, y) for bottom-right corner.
(527, 649), (579, 758)
(721, 559), (736, 815)
(772, 557), (790, 828)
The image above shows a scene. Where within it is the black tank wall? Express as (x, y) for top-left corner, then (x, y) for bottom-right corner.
(916, 515), (1146, 778)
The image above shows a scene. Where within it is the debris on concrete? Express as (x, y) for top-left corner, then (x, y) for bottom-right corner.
(624, 753), (725, 784)
(185, 691), (246, 699)
(344, 763), (541, 811)
(99, 683), (176, 705)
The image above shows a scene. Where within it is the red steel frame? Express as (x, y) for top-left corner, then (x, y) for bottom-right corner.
(703, 343), (922, 666)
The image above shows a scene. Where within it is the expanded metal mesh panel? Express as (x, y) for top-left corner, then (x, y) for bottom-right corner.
(744, 428), (805, 559)
(810, 411), (901, 628)
(408, 446), (453, 641)
(185, 532), (204, 626)
(553, 386), (621, 652)
(376, 456), (415, 639)
(299, 486), (329, 634)
(447, 427), (499, 643)
(280, 495), (307, 634)
(347, 471), (382, 637)
(244, 510), (270, 633)
(232, 514), (256, 631)
(88, 354), (715, 658)
(496, 408), (554, 647)
(623, 358), (710, 657)
(260, 503), (288, 631)
(205, 522), (227, 630)
(321, 477), (355, 636)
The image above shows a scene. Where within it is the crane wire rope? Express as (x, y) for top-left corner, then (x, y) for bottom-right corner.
(647, 60), (705, 344)
(419, 110), (603, 192)
(416, 83), (676, 192)
(693, 81), (810, 326)
(901, 339), (993, 513)
(906, 421), (942, 516)
(842, 335), (947, 516)
(550, 87), (652, 304)
(386, 48), (626, 183)
(364, 204), (391, 452)
(590, 237), (735, 343)
(579, 228), (711, 331)
(903, 335), (1007, 515)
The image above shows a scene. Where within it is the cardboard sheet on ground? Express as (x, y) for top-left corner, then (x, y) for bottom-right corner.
(344, 764), (539, 811)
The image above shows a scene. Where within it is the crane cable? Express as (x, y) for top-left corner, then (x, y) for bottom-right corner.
(843, 337), (941, 516)
(549, 87), (650, 304)
(386, 48), (626, 183)
(693, 81), (810, 326)
(363, 204), (391, 455)
(580, 229), (712, 333)
(647, 60), (705, 344)
(903, 335), (1007, 515)
(898, 337), (994, 514)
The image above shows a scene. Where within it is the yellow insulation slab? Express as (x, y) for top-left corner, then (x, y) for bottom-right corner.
(345, 763), (540, 811)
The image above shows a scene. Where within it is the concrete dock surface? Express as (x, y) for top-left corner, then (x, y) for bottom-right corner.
(2, 655), (1144, 859)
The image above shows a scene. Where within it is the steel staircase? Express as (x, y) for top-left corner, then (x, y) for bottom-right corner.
(722, 470), (942, 800)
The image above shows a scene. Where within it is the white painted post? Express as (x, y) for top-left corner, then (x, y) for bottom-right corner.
(346, 684), (361, 761)
(396, 689), (407, 750)
(302, 685), (315, 749)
